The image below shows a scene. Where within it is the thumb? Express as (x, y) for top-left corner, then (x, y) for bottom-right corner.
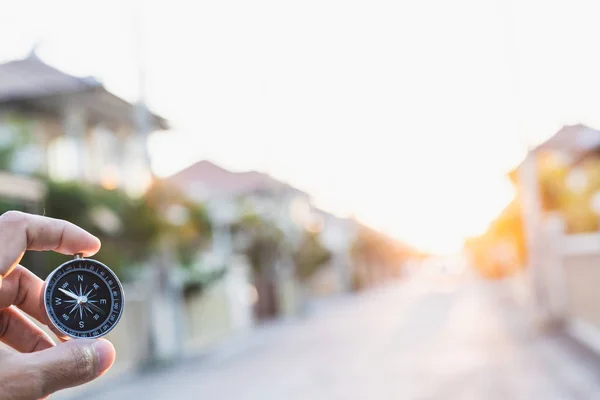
(23, 339), (115, 398)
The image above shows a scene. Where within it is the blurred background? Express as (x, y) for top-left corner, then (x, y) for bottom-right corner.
(2, 0), (600, 398)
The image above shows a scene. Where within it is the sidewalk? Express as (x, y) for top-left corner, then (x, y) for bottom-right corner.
(54, 292), (354, 400)
(57, 276), (600, 399)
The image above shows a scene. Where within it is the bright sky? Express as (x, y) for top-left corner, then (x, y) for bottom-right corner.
(3, 0), (600, 254)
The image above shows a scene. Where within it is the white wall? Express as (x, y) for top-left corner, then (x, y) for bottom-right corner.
(184, 256), (254, 350)
(540, 217), (600, 352)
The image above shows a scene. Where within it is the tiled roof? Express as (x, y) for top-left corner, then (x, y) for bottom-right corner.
(167, 160), (305, 199)
(0, 54), (168, 130)
(533, 124), (600, 154)
(508, 124), (600, 180)
(0, 55), (98, 102)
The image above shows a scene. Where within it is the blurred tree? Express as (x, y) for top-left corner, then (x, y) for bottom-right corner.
(465, 149), (600, 279)
(350, 226), (415, 290)
(8, 179), (212, 281)
(292, 231), (331, 282)
(233, 213), (284, 277)
(27, 180), (161, 279)
(181, 267), (227, 298)
(0, 114), (35, 172)
(464, 199), (526, 280)
(538, 158), (567, 211)
(145, 181), (212, 263)
(560, 156), (600, 233)
(232, 213), (285, 320)
(170, 201), (212, 267)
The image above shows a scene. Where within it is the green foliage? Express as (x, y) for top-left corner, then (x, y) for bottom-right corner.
(144, 181), (212, 267)
(29, 180), (161, 279)
(0, 113), (216, 284)
(537, 155), (600, 233)
(0, 114), (35, 171)
(0, 198), (28, 214)
(349, 226), (414, 289)
(465, 150), (600, 279)
(233, 213), (284, 277)
(292, 231), (331, 281)
(351, 226), (408, 268)
(234, 213), (334, 282)
(44, 181), (92, 222)
(173, 201), (212, 267)
(539, 166), (567, 211)
(7, 179), (212, 281)
(182, 266), (227, 298)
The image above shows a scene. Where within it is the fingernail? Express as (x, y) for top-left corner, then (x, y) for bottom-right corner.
(93, 339), (116, 374)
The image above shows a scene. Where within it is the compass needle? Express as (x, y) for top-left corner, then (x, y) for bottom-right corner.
(88, 302), (106, 315)
(58, 288), (80, 301)
(83, 305), (95, 317)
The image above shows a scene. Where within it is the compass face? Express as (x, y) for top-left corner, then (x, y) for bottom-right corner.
(44, 258), (124, 339)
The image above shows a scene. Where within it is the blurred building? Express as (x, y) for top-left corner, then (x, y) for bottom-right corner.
(509, 124), (600, 232)
(0, 51), (168, 196)
(168, 160), (312, 228)
(167, 160), (357, 320)
(350, 224), (414, 289)
(520, 124), (600, 159)
(468, 124), (600, 279)
(307, 208), (356, 296)
(472, 123), (600, 355)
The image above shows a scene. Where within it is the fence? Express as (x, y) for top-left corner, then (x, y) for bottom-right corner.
(34, 260), (254, 399)
(539, 215), (600, 352)
(184, 258), (254, 351)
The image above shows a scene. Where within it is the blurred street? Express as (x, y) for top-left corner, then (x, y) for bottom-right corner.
(6, 4), (600, 400)
(74, 269), (600, 400)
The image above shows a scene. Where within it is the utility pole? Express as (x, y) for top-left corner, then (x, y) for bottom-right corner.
(132, 1), (153, 176)
(131, 1), (183, 364)
(500, 0), (549, 326)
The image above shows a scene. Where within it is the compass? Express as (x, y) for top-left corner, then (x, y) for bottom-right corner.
(44, 254), (124, 339)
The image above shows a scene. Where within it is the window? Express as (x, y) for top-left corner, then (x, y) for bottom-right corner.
(47, 136), (81, 181)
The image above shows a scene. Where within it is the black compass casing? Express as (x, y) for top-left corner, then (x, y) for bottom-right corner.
(44, 256), (124, 339)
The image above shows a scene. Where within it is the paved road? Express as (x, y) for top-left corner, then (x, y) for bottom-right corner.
(68, 272), (600, 399)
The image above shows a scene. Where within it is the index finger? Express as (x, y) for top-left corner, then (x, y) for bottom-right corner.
(0, 211), (101, 277)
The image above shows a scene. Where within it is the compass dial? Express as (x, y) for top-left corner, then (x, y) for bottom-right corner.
(44, 257), (124, 339)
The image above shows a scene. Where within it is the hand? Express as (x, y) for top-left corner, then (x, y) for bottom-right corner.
(0, 211), (116, 400)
